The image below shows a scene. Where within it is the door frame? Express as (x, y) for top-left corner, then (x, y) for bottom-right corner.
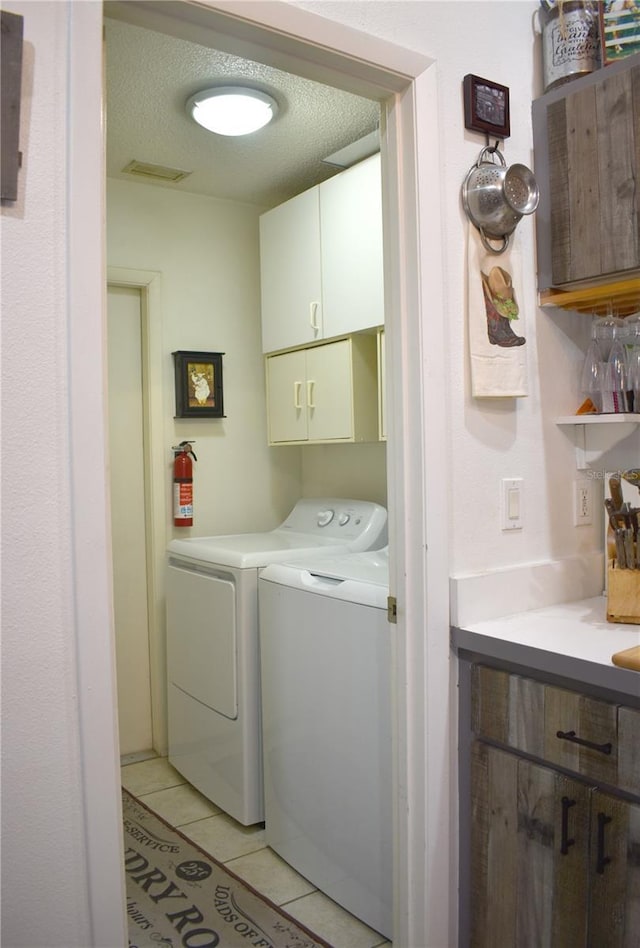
(72, 4), (452, 946)
(107, 267), (167, 755)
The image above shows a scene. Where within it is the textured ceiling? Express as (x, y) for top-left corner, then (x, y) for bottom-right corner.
(104, 17), (381, 209)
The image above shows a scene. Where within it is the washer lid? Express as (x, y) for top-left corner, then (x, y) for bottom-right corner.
(284, 547), (389, 585)
(260, 548), (389, 607)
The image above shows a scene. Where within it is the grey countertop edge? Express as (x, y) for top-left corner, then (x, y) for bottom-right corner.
(451, 625), (640, 703)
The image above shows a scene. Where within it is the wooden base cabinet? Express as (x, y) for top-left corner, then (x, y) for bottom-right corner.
(469, 665), (640, 947)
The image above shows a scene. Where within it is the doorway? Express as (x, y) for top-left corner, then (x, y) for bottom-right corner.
(107, 283), (153, 756)
(107, 266), (167, 755)
(71, 5), (450, 946)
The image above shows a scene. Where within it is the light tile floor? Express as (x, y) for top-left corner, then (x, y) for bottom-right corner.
(121, 756), (391, 948)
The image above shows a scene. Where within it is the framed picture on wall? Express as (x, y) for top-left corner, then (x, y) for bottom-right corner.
(173, 350), (225, 418)
(463, 74), (510, 139)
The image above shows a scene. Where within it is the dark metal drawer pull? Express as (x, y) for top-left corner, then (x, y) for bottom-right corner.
(560, 796), (576, 855)
(596, 812), (612, 874)
(556, 730), (613, 755)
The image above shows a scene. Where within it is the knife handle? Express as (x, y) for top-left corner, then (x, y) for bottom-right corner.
(609, 475), (624, 511)
(615, 529), (627, 569)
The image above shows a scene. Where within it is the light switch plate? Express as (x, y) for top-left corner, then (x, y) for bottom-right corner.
(501, 477), (523, 531)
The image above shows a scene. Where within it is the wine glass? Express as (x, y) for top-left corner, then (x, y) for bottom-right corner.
(580, 317), (603, 411)
(606, 331), (628, 413)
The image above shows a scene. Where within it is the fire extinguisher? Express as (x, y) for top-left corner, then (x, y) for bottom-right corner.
(172, 441), (197, 527)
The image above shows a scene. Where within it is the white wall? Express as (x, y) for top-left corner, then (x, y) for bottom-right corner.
(294, 0), (602, 586)
(107, 177), (388, 532)
(1, 3), (124, 946)
(302, 442), (387, 505)
(108, 177), (303, 535)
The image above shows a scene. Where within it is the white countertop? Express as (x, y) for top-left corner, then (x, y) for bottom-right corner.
(452, 596), (640, 700)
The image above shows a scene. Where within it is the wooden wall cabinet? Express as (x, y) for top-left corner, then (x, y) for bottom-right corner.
(259, 154), (384, 354)
(533, 53), (640, 312)
(265, 335), (378, 445)
(469, 664), (640, 947)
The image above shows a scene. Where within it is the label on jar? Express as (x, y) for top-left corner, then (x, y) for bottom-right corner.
(542, 7), (601, 91)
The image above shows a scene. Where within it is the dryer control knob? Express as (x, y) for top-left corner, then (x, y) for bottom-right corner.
(317, 510), (334, 527)
(338, 513), (351, 526)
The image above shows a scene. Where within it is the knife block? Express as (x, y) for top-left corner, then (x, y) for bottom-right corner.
(607, 565), (640, 624)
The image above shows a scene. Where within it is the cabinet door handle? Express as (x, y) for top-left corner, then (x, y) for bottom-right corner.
(556, 730), (613, 756)
(309, 301), (320, 333)
(307, 380), (315, 409)
(294, 381), (302, 410)
(560, 796), (576, 855)
(596, 812), (612, 875)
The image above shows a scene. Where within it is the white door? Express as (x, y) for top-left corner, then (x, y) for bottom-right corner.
(307, 339), (354, 441)
(266, 349), (308, 443)
(259, 186), (323, 352)
(320, 153), (385, 339)
(107, 284), (153, 755)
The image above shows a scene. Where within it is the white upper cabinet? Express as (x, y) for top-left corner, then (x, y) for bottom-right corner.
(259, 187), (323, 354)
(259, 154), (383, 354)
(320, 154), (384, 339)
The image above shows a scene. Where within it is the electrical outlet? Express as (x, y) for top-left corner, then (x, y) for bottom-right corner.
(573, 480), (593, 526)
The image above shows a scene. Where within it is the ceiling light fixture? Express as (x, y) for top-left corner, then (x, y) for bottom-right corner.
(186, 86), (278, 137)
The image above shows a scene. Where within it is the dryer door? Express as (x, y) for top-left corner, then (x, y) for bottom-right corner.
(167, 560), (237, 719)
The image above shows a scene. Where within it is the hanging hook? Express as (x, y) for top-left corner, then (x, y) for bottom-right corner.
(484, 134), (501, 154)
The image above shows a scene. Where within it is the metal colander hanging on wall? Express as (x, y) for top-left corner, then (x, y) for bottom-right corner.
(462, 146), (539, 254)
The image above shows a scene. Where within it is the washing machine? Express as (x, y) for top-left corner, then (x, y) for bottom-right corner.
(258, 547), (392, 938)
(166, 499), (387, 826)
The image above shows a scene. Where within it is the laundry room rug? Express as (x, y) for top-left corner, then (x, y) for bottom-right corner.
(123, 790), (331, 948)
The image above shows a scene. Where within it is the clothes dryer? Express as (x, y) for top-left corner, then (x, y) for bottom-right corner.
(166, 499), (387, 826)
(258, 547), (392, 937)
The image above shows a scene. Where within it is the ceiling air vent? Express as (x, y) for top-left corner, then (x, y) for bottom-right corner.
(122, 160), (192, 183)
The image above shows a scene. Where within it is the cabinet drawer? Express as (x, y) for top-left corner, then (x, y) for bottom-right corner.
(543, 685), (617, 787)
(472, 665), (546, 757)
(472, 665), (621, 787)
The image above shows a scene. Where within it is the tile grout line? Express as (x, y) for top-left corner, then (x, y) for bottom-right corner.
(122, 763), (391, 947)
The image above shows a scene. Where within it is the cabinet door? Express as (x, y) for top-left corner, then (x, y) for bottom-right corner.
(305, 339), (354, 441)
(538, 61), (640, 286)
(471, 742), (590, 948)
(259, 187), (322, 353)
(320, 154), (384, 339)
(589, 790), (640, 948)
(266, 350), (308, 443)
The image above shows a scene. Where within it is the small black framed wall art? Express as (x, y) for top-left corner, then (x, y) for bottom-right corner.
(463, 74), (510, 139)
(173, 350), (225, 418)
